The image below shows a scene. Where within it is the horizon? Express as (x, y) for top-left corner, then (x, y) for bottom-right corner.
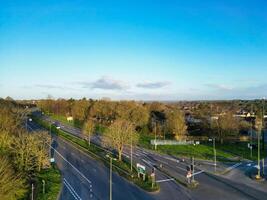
(1, 0), (267, 100)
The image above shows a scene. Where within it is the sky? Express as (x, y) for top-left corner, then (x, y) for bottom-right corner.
(0, 0), (267, 100)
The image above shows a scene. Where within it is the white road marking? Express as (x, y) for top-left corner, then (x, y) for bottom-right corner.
(142, 159), (154, 167)
(192, 170), (204, 176)
(50, 145), (92, 185)
(156, 178), (175, 183)
(63, 178), (82, 200)
(165, 157), (180, 163)
(225, 162), (242, 172)
(122, 153), (130, 158)
(176, 165), (187, 172)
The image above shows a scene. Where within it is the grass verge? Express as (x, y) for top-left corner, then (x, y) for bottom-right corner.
(36, 165), (61, 200)
(138, 134), (266, 162)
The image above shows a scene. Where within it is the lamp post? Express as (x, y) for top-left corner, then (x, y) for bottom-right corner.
(107, 155), (117, 200)
(262, 98), (265, 151)
(153, 120), (157, 150)
(130, 132), (133, 172)
(209, 138), (216, 172)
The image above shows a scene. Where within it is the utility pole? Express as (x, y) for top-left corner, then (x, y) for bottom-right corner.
(257, 126), (261, 178)
(262, 98), (265, 151)
(250, 104), (253, 158)
(130, 132), (133, 172)
(154, 120), (157, 150)
(110, 157), (112, 200)
(213, 137), (217, 172)
(31, 183), (34, 200)
(192, 156), (195, 182)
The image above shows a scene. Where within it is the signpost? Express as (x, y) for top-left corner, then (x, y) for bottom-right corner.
(137, 163), (146, 181)
(50, 158), (55, 163)
(151, 167), (156, 188)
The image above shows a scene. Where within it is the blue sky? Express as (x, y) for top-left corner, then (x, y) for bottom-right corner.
(0, 0), (267, 100)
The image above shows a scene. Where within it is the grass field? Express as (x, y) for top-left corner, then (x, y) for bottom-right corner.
(139, 134), (267, 161)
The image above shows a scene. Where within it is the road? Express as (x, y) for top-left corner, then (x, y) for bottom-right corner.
(28, 119), (194, 200)
(31, 113), (267, 199)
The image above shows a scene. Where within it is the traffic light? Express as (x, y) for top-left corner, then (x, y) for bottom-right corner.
(186, 166), (191, 172)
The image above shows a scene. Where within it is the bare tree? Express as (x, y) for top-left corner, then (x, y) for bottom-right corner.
(82, 119), (95, 146)
(103, 119), (138, 161)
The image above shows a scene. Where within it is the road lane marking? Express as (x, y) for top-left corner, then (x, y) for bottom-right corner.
(156, 178), (175, 183)
(122, 153), (130, 158)
(51, 146), (92, 185)
(165, 157), (180, 163)
(64, 178), (82, 200)
(192, 170), (204, 176)
(176, 165), (187, 172)
(142, 159), (154, 167)
(224, 162), (242, 173)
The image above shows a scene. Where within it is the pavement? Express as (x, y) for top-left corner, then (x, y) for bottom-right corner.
(29, 112), (267, 200)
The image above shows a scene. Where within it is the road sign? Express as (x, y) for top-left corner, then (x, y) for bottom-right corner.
(137, 163), (146, 174)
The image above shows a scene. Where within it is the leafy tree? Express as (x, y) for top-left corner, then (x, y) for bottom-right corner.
(0, 155), (27, 200)
(211, 112), (240, 144)
(71, 99), (90, 121)
(103, 119), (138, 161)
(165, 109), (187, 140)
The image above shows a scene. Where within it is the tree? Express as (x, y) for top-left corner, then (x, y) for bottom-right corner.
(82, 119), (95, 146)
(212, 112), (240, 144)
(165, 109), (187, 140)
(103, 119), (138, 161)
(0, 131), (13, 153)
(71, 99), (90, 121)
(34, 132), (51, 171)
(0, 155), (27, 200)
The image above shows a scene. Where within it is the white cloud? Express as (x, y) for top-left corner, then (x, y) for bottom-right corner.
(136, 81), (171, 89)
(78, 77), (128, 90)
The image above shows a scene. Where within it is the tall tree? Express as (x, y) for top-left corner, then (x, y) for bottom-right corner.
(165, 109), (187, 140)
(0, 155), (27, 200)
(82, 119), (95, 146)
(103, 119), (138, 161)
(212, 112), (240, 144)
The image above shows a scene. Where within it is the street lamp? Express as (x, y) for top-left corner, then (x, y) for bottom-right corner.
(153, 120), (157, 150)
(106, 154), (117, 200)
(209, 138), (217, 172)
(130, 132), (133, 172)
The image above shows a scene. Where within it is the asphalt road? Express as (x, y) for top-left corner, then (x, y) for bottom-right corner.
(30, 113), (267, 200)
(28, 121), (158, 200)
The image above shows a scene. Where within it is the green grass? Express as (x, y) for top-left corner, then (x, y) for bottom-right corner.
(214, 142), (267, 161)
(157, 143), (236, 162)
(36, 166), (61, 200)
(140, 138), (267, 162)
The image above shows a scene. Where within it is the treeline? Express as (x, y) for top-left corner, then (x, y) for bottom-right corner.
(37, 98), (262, 144)
(37, 98), (188, 139)
(0, 99), (51, 200)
